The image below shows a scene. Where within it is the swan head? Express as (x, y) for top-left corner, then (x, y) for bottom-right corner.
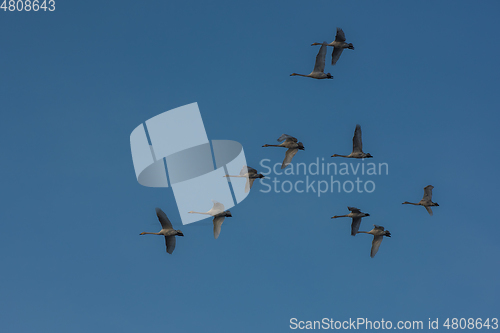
(225, 210), (232, 217)
(257, 174), (265, 178)
(348, 43), (354, 50)
(364, 213), (370, 217)
(385, 231), (391, 237)
(298, 142), (305, 150)
(364, 153), (373, 158)
(139, 232), (146, 235)
(176, 230), (184, 236)
(325, 73), (333, 79)
(311, 42), (323, 46)
(262, 144), (269, 147)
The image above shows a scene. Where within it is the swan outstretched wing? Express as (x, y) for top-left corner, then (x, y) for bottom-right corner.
(242, 166), (258, 176)
(371, 235), (383, 258)
(347, 206), (361, 213)
(351, 217), (362, 236)
(352, 124), (363, 153)
(423, 185), (434, 201)
(335, 27), (346, 42)
(165, 235), (176, 254)
(213, 216), (225, 239)
(245, 178), (256, 193)
(331, 47), (344, 65)
(156, 208), (173, 230)
(313, 43), (327, 73)
(209, 200), (225, 215)
(425, 206), (433, 216)
(278, 134), (297, 143)
(282, 148), (298, 169)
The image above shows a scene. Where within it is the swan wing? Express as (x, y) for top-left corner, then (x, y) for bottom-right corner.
(282, 148), (298, 169)
(352, 124), (363, 153)
(347, 206), (361, 213)
(245, 178), (256, 193)
(156, 208), (173, 230)
(313, 43), (327, 73)
(246, 166), (258, 175)
(239, 165), (249, 176)
(425, 206), (433, 216)
(351, 217), (362, 236)
(213, 216), (225, 239)
(278, 134), (297, 143)
(335, 27), (346, 42)
(423, 185), (434, 201)
(370, 235), (383, 258)
(209, 200), (225, 215)
(331, 47), (344, 65)
(165, 235), (176, 254)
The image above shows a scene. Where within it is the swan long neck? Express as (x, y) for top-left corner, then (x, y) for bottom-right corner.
(188, 211), (211, 215)
(263, 144), (280, 147)
(402, 201), (419, 205)
(140, 232), (161, 235)
(290, 73), (307, 77)
(331, 215), (348, 219)
(331, 154), (349, 158)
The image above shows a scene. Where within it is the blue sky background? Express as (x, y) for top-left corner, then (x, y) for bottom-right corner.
(1, 1), (500, 332)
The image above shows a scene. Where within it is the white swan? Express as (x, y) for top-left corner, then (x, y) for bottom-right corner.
(357, 225), (391, 258)
(331, 206), (370, 236)
(188, 200), (232, 239)
(140, 208), (184, 254)
(402, 185), (439, 216)
(331, 124), (372, 159)
(290, 42), (333, 79)
(263, 134), (305, 169)
(224, 166), (265, 192)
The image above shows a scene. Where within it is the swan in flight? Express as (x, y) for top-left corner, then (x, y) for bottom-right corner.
(331, 124), (372, 159)
(290, 42), (333, 79)
(139, 208), (184, 254)
(312, 27), (354, 65)
(224, 166), (265, 193)
(357, 225), (391, 258)
(188, 200), (232, 239)
(402, 185), (439, 216)
(263, 134), (305, 169)
(331, 206), (370, 236)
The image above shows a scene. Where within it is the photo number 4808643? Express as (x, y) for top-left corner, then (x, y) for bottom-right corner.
(1, 0), (55, 11)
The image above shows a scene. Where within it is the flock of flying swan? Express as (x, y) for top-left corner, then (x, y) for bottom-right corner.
(139, 27), (439, 257)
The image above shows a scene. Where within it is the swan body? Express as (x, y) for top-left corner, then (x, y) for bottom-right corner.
(331, 206), (370, 236)
(402, 185), (439, 216)
(139, 208), (184, 254)
(263, 134), (305, 169)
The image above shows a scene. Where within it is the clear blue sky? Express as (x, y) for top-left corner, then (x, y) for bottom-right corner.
(1, 1), (499, 332)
